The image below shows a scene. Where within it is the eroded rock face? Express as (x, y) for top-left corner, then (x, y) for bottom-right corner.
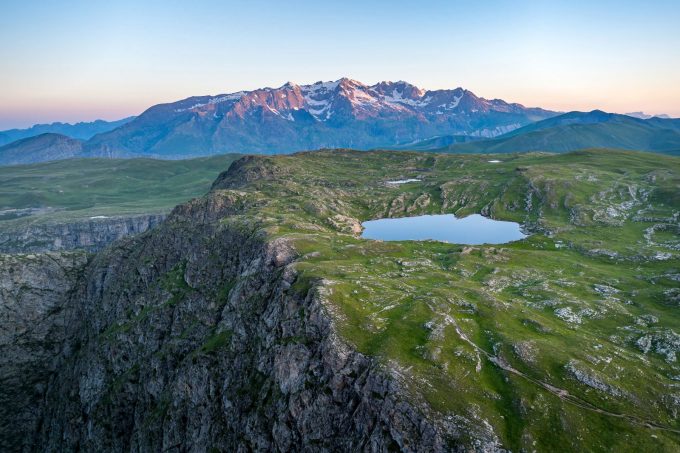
(0, 252), (88, 452)
(0, 214), (165, 253)
(0, 191), (478, 452)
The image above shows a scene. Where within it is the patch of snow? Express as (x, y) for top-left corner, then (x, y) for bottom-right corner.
(469, 123), (521, 138)
(174, 102), (206, 112)
(449, 94), (462, 109)
(307, 80), (341, 93)
(263, 105), (294, 121)
(209, 92), (244, 105)
(383, 88), (431, 107)
(386, 179), (421, 185)
(301, 81), (340, 120)
(488, 160), (502, 163)
(89, 215), (109, 219)
(174, 92), (245, 112)
(344, 86), (379, 106)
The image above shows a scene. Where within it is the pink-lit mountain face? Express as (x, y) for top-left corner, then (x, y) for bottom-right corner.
(84, 78), (556, 157)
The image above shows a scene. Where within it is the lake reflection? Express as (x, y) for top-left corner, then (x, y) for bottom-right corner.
(361, 214), (527, 245)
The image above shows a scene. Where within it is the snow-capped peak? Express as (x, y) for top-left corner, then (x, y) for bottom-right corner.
(167, 78), (543, 125)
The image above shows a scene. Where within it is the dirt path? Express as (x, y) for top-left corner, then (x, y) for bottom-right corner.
(447, 314), (680, 435)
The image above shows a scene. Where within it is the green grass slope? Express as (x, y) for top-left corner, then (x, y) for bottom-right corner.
(0, 154), (241, 226)
(206, 148), (680, 451)
(431, 111), (680, 155)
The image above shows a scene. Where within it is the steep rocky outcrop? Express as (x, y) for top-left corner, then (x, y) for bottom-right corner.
(0, 190), (490, 452)
(0, 214), (165, 253)
(0, 252), (88, 452)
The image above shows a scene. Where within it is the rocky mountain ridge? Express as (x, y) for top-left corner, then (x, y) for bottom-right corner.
(78, 78), (555, 157)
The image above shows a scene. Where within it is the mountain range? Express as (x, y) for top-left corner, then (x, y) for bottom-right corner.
(0, 117), (135, 147)
(421, 110), (680, 155)
(2, 78), (680, 165)
(0, 79), (556, 164)
(81, 78), (556, 158)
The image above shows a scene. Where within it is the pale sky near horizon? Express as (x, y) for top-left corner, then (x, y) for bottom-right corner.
(1, 0), (679, 129)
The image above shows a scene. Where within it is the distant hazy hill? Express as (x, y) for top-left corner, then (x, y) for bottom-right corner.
(81, 78), (555, 157)
(386, 134), (483, 151)
(425, 111), (680, 155)
(626, 111), (672, 120)
(0, 133), (83, 165)
(0, 117), (135, 147)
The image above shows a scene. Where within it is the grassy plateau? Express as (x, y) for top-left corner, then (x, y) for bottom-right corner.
(205, 148), (680, 451)
(0, 154), (241, 227)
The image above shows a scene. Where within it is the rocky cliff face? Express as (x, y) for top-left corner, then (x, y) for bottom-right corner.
(0, 214), (166, 253)
(1, 190), (486, 452)
(0, 252), (88, 452)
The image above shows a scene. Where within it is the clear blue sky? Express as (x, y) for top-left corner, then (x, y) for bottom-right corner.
(1, 0), (679, 128)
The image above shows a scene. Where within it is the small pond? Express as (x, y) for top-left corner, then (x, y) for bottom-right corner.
(361, 214), (527, 245)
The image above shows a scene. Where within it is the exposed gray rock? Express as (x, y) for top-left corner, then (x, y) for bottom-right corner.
(636, 330), (680, 363)
(0, 190), (498, 452)
(554, 307), (582, 324)
(665, 288), (680, 305)
(0, 252), (88, 452)
(0, 214), (165, 253)
(565, 360), (624, 397)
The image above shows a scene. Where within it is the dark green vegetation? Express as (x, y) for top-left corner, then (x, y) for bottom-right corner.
(405, 111), (680, 155)
(210, 149), (680, 451)
(0, 154), (241, 226)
